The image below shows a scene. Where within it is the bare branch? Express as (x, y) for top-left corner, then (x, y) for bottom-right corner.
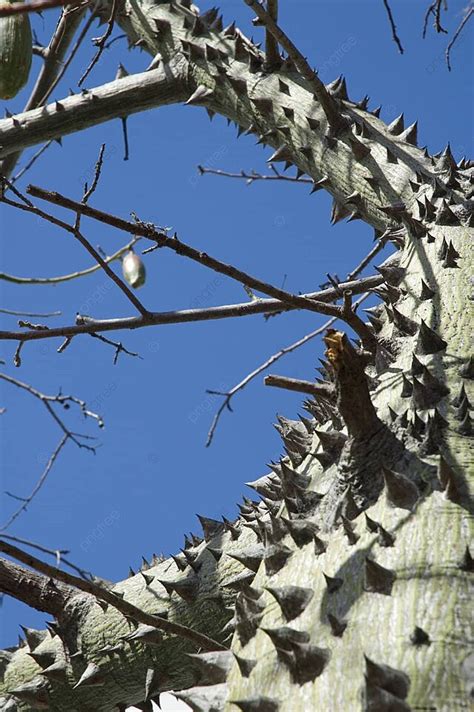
(1, 435), (68, 531)
(78, 0), (119, 86)
(0, 308), (61, 317)
(35, 6), (98, 107)
(90, 332), (142, 364)
(381, 0), (405, 53)
(10, 140), (54, 186)
(446, 6), (473, 70)
(203, 233), (393, 446)
(0, 533), (95, 579)
(24, 185), (379, 343)
(2, 177), (150, 317)
(0, 539), (227, 651)
(423, 0), (449, 37)
(264, 374), (336, 399)
(205, 319), (337, 447)
(0, 372), (103, 449)
(0, 275), (383, 343)
(0, 57), (189, 160)
(198, 165), (313, 185)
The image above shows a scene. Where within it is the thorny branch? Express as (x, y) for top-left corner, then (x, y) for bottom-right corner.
(243, 0), (344, 130)
(0, 539), (227, 652)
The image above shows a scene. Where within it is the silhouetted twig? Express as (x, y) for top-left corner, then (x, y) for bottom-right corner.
(446, 5), (473, 70)
(381, 0), (404, 53)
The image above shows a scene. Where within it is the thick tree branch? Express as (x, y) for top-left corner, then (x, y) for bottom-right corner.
(0, 57), (189, 159)
(0, 3), (89, 178)
(0, 539), (227, 652)
(0, 557), (75, 617)
(264, 374), (336, 400)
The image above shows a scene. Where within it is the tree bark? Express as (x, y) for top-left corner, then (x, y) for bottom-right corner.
(0, 1), (472, 711)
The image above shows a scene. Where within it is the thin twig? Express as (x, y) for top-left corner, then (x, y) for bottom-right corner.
(0, 539), (228, 652)
(205, 319), (337, 447)
(36, 5), (98, 106)
(78, 0), (119, 86)
(381, 0), (404, 53)
(204, 234), (392, 445)
(1, 435), (68, 530)
(10, 141), (54, 185)
(446, 6), (473, 70)
(0, 372), (103, 449)
(0, 533), (94, 579)
(198, 165), (312, 185)
(90, 333), (142, 364)
(1, 178), (150, 317)
(0, 308), (61, 317)
(0, 237), (139, 284)
(423, 0), (448, 37)
(76, 143), (105, 231)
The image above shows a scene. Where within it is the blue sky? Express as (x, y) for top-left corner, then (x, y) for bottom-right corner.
(0, 0), (472, 657)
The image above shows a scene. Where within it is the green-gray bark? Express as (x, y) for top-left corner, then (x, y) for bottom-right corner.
(0, 1), (472, 711)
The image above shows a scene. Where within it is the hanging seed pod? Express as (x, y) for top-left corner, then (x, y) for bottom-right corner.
(122, 250), (146, 288)
(0, 1), (32, 99)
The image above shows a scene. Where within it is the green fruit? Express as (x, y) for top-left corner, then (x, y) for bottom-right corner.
(0, 2), (32, 100)
(122, 250), (146, 289)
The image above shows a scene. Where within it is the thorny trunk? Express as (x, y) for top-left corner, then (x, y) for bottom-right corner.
(0, 1), (472, 711)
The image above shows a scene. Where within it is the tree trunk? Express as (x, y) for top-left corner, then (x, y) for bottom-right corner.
(0, 2), (472, 710)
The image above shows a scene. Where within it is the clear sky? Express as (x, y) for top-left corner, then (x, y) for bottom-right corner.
(0, 0), (472, 703)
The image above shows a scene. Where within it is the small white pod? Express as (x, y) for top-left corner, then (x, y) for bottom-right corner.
(122, 250), (146, 288)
